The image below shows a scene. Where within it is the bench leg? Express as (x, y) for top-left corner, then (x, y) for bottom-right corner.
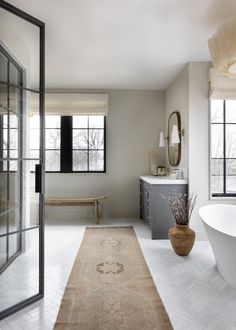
(94, 201), (100, 225)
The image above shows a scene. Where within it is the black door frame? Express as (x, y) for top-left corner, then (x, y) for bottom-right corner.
(0, 42), (24, 275)
(0, 0), (45, 320)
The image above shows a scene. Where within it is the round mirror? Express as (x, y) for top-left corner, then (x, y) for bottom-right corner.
(168, 111), (181, 166)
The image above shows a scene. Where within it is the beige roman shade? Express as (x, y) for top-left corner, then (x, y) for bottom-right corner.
(209, 68), (236, 100)
(29, 93), (109, 115)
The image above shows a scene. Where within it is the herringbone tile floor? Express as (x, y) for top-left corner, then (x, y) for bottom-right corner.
(0, 219), (236, 330)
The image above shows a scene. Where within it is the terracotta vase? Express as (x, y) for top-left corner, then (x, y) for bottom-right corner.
(168, 224), (195, 256)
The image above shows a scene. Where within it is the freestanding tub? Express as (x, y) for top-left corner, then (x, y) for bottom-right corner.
(199, 204), (236, 290)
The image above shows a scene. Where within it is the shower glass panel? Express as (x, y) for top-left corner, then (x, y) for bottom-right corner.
(0, 1), (45, 320)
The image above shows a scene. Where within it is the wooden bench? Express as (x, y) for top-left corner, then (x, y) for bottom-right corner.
(45, 196), (107, 224)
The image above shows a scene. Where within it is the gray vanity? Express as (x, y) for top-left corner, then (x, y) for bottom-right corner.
(140, 175), (188, 239)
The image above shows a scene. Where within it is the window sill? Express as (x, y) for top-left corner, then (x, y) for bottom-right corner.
(44, 171), (107, 174)
(209, 195), (236, 201)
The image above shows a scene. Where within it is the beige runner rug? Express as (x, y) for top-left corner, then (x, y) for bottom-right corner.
(54, 226), (173, 330)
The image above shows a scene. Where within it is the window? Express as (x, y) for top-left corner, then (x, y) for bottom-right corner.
(210, 100), (236, 197)
(30, 115), (61, 171)
(45, 116), (61, 171)
(73, 115), (105, 171)
(30, 115), (106, 173)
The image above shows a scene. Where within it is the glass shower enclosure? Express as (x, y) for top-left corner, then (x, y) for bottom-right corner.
(0, 0), (45, 319)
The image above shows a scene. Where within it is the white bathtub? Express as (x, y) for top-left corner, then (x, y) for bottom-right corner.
(199, 204), (236, 290)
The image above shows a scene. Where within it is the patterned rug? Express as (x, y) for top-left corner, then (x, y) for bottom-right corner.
(54, 226), (173, 330)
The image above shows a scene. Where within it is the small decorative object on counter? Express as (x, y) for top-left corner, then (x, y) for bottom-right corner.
(171, 168), (181, 179)
(149, 148), (158, 176)
(162, 192), (197, 256)
(157, 166), (168, 176)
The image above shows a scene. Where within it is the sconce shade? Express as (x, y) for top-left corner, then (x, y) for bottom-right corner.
(208, 19), (236, 75)
(159, 132), (165, 147)
(171, 125), (180, 144)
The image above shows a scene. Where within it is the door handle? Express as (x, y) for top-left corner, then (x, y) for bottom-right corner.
(35, 164), (42, 193)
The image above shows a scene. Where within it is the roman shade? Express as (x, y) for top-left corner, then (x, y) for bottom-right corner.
(209, 68), (236, 100)
(29, 93), (109, 115)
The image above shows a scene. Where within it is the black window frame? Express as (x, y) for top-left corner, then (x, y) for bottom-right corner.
(211, 99), (236, 197)
(39, 115), (106, 173)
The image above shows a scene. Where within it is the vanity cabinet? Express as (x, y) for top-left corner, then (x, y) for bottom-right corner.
(140, 180), (150, 223)
(140, 176), (188, 239)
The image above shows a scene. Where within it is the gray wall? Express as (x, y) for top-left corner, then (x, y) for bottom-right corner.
(188, 62), (234, 239)
(188, 62), (213, 239)
(0, 9), (39, 87)
(45, 90), (165, 221)
(165, 62), (229, 239)
(165, 65), (189, 170)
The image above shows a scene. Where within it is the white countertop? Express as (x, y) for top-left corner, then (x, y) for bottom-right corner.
(140, 175), (188, 185)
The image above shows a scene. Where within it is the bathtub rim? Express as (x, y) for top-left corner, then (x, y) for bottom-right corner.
(199, 204), (236, 239)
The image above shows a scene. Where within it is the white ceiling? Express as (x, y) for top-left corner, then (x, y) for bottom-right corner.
(3, 0), (236, 90)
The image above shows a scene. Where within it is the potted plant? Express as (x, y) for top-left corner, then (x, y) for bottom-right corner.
(163, 192), (197, 256)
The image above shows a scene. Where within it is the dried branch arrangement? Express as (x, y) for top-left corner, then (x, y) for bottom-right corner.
(162, 192), (197, 225)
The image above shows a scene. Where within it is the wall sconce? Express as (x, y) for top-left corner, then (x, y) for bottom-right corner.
(159, 131), (166, 147)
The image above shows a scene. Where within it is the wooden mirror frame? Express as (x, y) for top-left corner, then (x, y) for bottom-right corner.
(167, 111), (181, 166)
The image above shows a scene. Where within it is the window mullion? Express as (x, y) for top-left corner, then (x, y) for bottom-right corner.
(104, 116), (106, 172)
(87, 117), (89, 171)
(223, 101), (226, 195)
(61, 116), (72, 173)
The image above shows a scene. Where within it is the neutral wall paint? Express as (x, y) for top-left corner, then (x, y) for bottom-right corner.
(165, 65), (189, 170)
(187, 62), (236, 238)
(188, 62), (211, 239)
(0, 10), (39, 87)
(45, 90), (165, 221)
(166, 61), (236, 240)
(165, 62), (210, 239)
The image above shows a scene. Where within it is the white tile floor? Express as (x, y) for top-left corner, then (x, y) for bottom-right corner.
(1, 219), (236, 330)
(0, 230), (39, 312)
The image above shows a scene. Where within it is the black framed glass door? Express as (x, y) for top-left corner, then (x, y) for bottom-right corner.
(0, 0), (45, 319)
(0, 45), (23, 273)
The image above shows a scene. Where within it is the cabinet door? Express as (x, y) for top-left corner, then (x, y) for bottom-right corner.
(143, 182), (150, 223)
(139, 180), (144, 219)
(140, 180), (150, 223)
(150, 184), (188, 239)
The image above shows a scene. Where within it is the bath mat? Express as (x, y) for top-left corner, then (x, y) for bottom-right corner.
(54, 226), (173, 330)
